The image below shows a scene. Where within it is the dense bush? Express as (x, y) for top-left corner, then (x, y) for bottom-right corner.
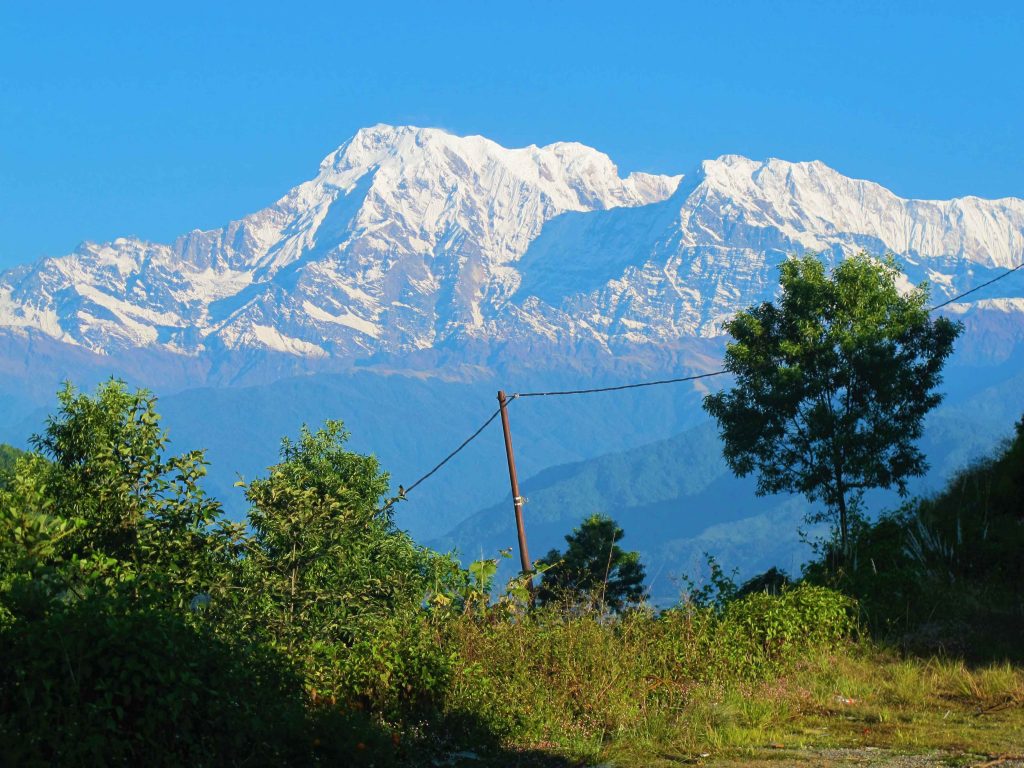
(232, 421), (460, 720)
(0, 599), (308, 766)
(0, 384), (445, 764)
(804, 415), (1024, 659)
(721, 584), (857, 664)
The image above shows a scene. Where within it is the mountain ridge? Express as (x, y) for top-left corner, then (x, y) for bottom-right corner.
(2, 125), (1022, 384)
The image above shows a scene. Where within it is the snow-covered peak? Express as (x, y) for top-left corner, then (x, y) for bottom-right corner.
(1, 127), (1022, 368)
(317, 123), (681, 208)
(222, 124), (683, 279)
(691, 154), (1024, 269)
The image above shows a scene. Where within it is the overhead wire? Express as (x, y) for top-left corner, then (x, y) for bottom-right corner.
(400, 397), (515, 496)
(399, 260), (1023, 495)
(928, 262), (1024, 311)
(515, 369), (727, 398)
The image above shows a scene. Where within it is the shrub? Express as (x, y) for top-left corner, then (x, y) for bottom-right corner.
(0, 599), (309, 767)
(235, 421), (459, 721)
(722, 584), (857, 665)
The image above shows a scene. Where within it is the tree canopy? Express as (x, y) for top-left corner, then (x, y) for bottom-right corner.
(703, 253), (962, 554)
(236, 421), (453, 710)
(537, 514), (646, 612)
(25, 380), (239, 610)
(0, 381), (462, 761)
(0, 444), (25, 490)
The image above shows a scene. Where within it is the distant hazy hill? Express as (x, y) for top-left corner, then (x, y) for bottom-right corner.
(434, 363), (1024, 600)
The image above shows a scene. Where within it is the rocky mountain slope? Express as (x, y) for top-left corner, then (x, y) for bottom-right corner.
(0, 126), (679, 365)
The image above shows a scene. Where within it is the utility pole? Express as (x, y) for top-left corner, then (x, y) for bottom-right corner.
(497, 390), (532, 579)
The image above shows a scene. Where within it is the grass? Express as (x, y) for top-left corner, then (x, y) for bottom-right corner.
(439, 597), (1024, 767)
(595, 652), (1021, 766)
(791, 653), (1024, 751)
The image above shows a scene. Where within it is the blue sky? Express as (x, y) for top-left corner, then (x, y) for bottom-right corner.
(1, 0), (1022, 269)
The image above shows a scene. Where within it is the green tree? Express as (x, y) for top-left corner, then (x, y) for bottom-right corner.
(1, 387), (409, 765)
(0, 444), (25, 489)
(537, 514), (646, 612)
(704, 253), (962, 555)
(237, 421), (452, 712)
(25, 380), (241, 609)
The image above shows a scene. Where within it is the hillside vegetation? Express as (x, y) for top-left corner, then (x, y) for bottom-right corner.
(1, 380), (1022, 766)
(0, 444), (23, 489)
(805, 416), (1024, 661)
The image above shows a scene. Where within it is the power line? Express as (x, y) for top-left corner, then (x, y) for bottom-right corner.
(510, 261), (1023, 401)
(398, 371), (728, 496)
(516, 369), (727, 398)
(401, 397), (514, 496)
(929, 262), (1024, 311)
(400, 260), (1023, 495)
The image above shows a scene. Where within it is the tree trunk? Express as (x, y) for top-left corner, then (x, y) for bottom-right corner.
(836, 485), (849, 563)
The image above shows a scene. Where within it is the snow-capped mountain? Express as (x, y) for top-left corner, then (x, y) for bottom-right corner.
(0, 125), (680, 362)
(2, 125), (1023, 375)
(509, 154), (1024, 354)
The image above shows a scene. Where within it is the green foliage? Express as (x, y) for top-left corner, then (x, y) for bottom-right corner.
(678, 553), (739, 610)
(26, 380), (242, 610)
(721, 584), (857, 664)
(236, 421), (456, 716)
(735, 566), (791, 598)
(467, 552), (502, 596)
(12, 377), (1016, 765)
(0, 598), (309, 767)
(537, 513), (646, 612)
(447, 548), (537, 615)
(0, 443), (25, 489)
(0, 454), (77, 627)
(0, 385), (456, 765)
(805, 414), (1024, 659)
(704, 253), (962, 553)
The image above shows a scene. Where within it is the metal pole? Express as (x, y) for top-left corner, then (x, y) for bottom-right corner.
(497, 390), (532, 577)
